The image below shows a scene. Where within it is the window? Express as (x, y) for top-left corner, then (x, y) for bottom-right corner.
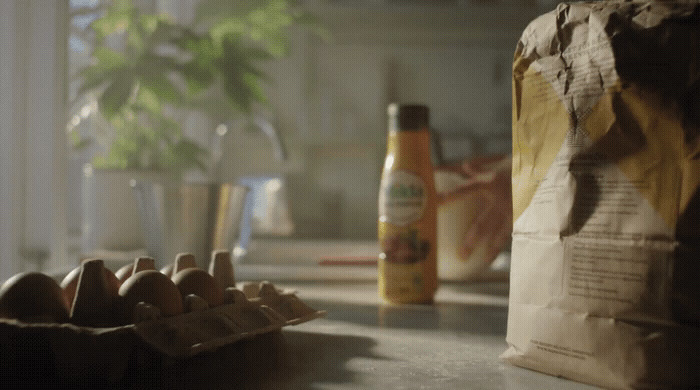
(0, 1), (70, 281)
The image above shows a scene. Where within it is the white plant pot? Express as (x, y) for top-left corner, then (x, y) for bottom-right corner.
(81, 167), (167, 253)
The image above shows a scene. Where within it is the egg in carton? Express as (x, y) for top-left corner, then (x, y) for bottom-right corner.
(0, 250), (325, 382)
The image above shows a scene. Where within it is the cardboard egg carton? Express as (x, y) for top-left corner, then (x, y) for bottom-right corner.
(132, 281), (325, 357)
(0, 280), (324, 354)
(0, 253), (325, 384)
(0, 280), (324, 385)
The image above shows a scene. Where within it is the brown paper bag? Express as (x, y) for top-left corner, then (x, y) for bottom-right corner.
(502, 1), (700, 388)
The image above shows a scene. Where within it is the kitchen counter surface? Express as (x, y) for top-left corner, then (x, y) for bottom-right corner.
(239, 280), (600, 390)
(9, 278), (603, 388)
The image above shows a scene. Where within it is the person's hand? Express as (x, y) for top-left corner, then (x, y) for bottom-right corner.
(457, 154), (512, 262)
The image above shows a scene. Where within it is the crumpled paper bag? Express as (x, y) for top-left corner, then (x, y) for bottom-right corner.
(502, 1), (700, 388)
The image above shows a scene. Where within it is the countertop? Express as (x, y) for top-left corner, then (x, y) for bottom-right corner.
(50, 241), (603, 389)
(216, 280), (601, 390)
(8, 279), (604, 389)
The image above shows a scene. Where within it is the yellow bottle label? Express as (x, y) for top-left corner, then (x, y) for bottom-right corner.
(379, 170), (427, 226)
(379, 169), (437, 303)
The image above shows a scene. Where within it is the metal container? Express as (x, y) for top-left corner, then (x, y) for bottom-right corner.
(131, 182), (249, 268)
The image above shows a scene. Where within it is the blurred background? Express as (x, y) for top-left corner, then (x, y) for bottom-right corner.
(0, 0), (555, 280)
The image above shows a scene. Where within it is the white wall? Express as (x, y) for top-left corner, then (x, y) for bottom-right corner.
(216, 1), (537, 239)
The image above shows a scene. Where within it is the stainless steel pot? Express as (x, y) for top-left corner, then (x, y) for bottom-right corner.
(131, 181), (249, 268)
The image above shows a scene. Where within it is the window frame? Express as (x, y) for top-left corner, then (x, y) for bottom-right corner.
(0, 0), (70, 280)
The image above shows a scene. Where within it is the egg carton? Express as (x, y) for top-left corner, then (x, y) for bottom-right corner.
(0, 281), (324, 385)
(132, 281), (325, 357)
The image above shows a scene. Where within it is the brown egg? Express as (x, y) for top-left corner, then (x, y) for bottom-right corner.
(119, 270), (183, 324)
(115, 256), (156, 284)
(115, 263), (134, 283)
(60, 266), (82, 303)
(0, 272), (70, 323)
(61, 261), (121, 306)
(171, 268), (224, 308)
(160, 263), (174, 277)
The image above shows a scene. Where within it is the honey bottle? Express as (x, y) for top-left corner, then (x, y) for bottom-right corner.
(378, 104), (437, 304)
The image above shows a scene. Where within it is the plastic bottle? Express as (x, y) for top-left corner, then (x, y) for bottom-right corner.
(378, 103), (437, 304)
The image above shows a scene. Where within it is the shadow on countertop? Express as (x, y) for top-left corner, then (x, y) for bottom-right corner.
(134, 330), (385, 390)
(303, 298), (508, 336)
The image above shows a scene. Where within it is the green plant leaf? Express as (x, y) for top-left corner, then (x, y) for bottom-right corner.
(171, 139), (209, 172)
(107, 0), (135, 15)
(179, 37), (218, 95)
(213, 36), (272, 112)
(242, 72), (268, 106)
(125, 21), (146, 54)
(182, 61), (215, 95)
(221, 71), (251, 112)
(91, 0), (133, 42)
(138, 53), (181, 79)
(139, 74), (182, 105)
(243, 46), (275, 61)
(99, 71), (136, 120)
(153, 115), (182, 140)
(81, 0), (323, 176)
(134, 86), (161, 113)
(93, 46), (127, 69)
(77, 48), (130, 95)
(139, 13), (163, 39)
(77, 66), (112, 95)
(209, 19), (246, 47)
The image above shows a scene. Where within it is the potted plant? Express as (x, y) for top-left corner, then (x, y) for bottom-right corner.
(70, 0), (324, 256)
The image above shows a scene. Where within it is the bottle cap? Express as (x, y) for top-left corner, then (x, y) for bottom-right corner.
(388, 103), (429, 131)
